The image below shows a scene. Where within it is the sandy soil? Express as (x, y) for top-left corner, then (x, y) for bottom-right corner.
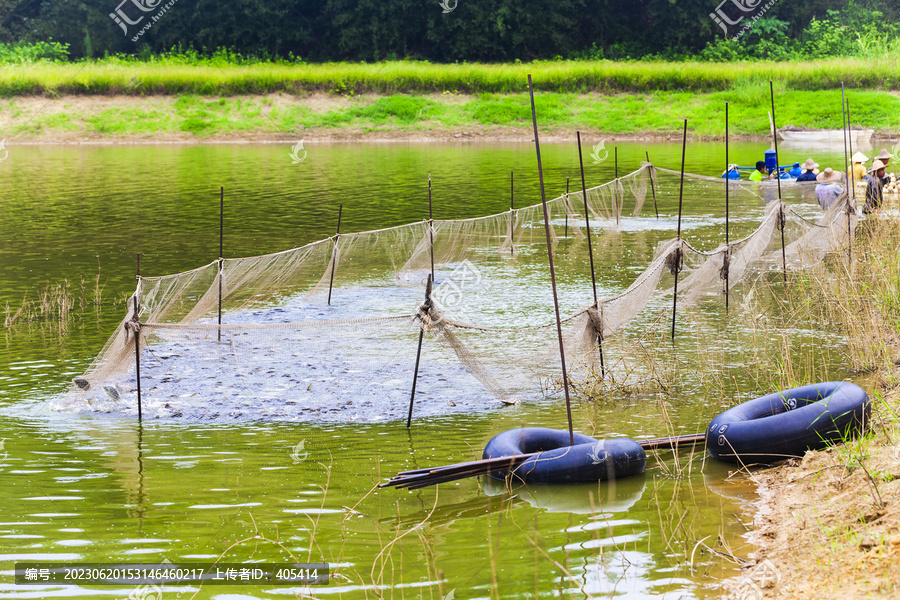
(723, 375), (900, 599)
(0, 92), (761, 144)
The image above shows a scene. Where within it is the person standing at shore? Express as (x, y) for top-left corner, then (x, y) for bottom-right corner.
(814, 168), (845, 209)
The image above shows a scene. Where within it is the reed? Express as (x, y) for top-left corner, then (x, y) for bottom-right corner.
(2, 266), (106, 330)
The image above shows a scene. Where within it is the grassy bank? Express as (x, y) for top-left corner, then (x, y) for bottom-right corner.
(3, 87), (900, 141)
(3, 58), (900, 97)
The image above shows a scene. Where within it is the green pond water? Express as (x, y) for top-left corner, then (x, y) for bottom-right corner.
(0, 141), (860, 599)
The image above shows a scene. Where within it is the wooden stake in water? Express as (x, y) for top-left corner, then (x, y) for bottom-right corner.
(577, 132), (605, 378)
(134, 253), (142, 421)
(841, 84), (853, 264)
(132, 294), (142, 421)
(406, 275), (433, 429)
(646, 151), (659, 219)
(846, 98), (856, 204)
(564, 177), (569, 238)
(769, 81), (787, 282)
(218, 186), (224, 342)
(725, 102), (730, 311)
(429, 174), (435, 281)
(614, 146), (620, 225)
(841, 83), (851, 194)
(509, 170), (515, 256)
(672, 120), (687, 341)
(528, 74), (574, 446)
(327, 203), (343, 306)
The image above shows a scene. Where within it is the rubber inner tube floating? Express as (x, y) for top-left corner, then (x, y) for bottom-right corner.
(483, 427), (646, 484)
(706, 381), (870, 464)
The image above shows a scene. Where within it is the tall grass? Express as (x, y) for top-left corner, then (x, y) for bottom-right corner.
(3, 58), (900, 97)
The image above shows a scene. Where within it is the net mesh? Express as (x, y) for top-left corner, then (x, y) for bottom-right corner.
(64, 166), (857, 419)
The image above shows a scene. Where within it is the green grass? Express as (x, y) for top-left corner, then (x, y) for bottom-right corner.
(4, 82), (899, 138)
(3, 58), (900, 97)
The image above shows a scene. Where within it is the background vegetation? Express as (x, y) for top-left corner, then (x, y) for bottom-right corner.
(0, 0), (898, 63)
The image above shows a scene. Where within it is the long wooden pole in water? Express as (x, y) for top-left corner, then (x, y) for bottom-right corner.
(327, 203), (343, 306)
(406, 275), (432, 429)
(564, 177), (569, 238)
(842, 85), (854, 264)
(217, 187), (224, 342)
(528, 74), (574, 446)
(725, 102), (730, 311)
(428, 174), (434, 281)
(577, 132), (605, 378)
(509, 170), (515, 256)
(134, 254), (142, 421)
(672, 120), (687, 341)
(614, 146), (620, 225)
(380, 432), (707, 489)
(646, 151), (659, 219)
(769, 81), (787, 282)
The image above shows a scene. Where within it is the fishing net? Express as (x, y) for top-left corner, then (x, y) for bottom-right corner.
(63, 165), (857, 418)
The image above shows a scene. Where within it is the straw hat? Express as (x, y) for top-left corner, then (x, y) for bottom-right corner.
(816, 168), (842, 184)
(802, 158), (818, 171)
(876, 149), (893, 160)
(851, 151), (869, 163)
(869, 159), (886, 173)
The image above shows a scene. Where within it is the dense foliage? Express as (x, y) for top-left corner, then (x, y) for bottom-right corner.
(0, 0), (897, 63)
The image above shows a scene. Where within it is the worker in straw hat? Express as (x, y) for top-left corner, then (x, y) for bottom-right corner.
(875, 149), (892, 169)
(796, 158), (818, 182)
(847, 151), (868, 186)
(814, 168), (845, 210)
(864, 159), (886, 214)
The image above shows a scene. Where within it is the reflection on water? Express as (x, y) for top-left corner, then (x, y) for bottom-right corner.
(0, 141), (859, 598)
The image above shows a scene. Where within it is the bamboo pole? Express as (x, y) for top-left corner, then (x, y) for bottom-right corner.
(528, 74), (574, 446)
(845, 97), (854, 264)
(646, 151), (659, 219)
(769, 81), (787, 282)
(406, 275), (433, 429)
(841, 83), (853, 264)
(614, 146), (620, 225)
(509, 170), (515, 256)
(564, 177), (569, 238)
(671, 120), (687, 341)
(380, 432), (707, 489)
(577, 132), (605, 379)
(134, 254), (142, 421)
(429, 173), (435, 281)
(725, 102), (730, 311)
(218, 186), (224, 342)
(327, 203), (343, 306)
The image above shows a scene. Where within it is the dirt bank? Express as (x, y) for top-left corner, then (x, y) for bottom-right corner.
(726, 375), (900, 599)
